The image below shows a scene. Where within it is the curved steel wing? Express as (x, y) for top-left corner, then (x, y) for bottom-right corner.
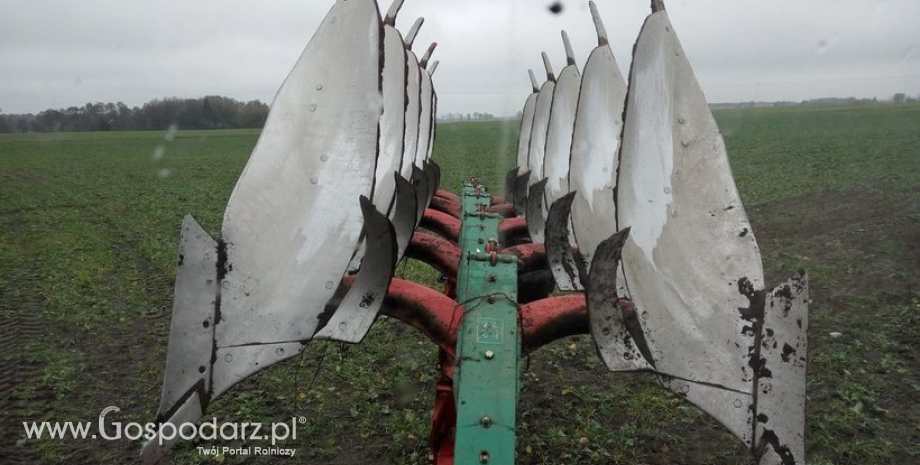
(542, 30), (580, 211)
(526, 52), (556, 196)
(416, 42), (437, 169)
(375, 22), (408, 216)
(400, 17), (424, 180)
(142, 0), (384, 461)
(569, 1), (627, 272)
(516, 69), (540, 172)
(218, 0), (382, 348)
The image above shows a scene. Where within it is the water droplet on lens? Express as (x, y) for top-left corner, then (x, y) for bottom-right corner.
(308, 104), (317, 112)
(734, 399), (743, 408)
(320, 154), (329, 162)
(315, 83), (323, 91)
(663, 186), (671, 194)
(225, 354), (233, 362)
(310, 176), (318, 184)
(325, 281), (334, 289)
(339, 322), (347, 330)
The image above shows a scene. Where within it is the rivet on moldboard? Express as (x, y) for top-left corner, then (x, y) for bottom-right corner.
(308, 104), (317, 112)
(734, 399), (743, 408)
(225, 354), (233, 363)
(325, 281), (334, 289)
(339, 322), (347, 330)
(484, 350), (495, 360)
(315, 84), (324, 91)
(310, 176), (318, 185)
(275, 347), (285, 356)
(681, 136), (691, 147)
(321, 154), (329, 162)
(664, 186), (672, 195)
(479, 451), (490, 464)
(480, 416), (492, 428)
(677, 115), (686, 124)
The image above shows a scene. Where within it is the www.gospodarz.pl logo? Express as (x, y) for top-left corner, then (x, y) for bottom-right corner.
(22, 405), (306, 448)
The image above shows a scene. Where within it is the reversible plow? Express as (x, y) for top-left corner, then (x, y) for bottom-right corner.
(143, 1), (809, 464)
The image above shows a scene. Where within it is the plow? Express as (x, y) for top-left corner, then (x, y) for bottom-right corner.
(141, 1), (809, 464)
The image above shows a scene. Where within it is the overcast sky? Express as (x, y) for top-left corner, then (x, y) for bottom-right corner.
(1, 0), (918, 116)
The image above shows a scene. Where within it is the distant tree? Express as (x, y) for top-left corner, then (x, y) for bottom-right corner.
(0, 116), (10, 133)
(892, 93), (906, 104)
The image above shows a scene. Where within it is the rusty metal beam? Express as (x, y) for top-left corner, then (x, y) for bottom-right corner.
(406, 231), (460, 278)
(421, 208), (461, 242)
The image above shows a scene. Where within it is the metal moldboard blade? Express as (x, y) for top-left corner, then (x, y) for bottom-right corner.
(545, 192), (585, 291)
(211, 342), (306, 399)
(429, 159), (441, 193)
(375, 24), (408, 216)
(504, 167), (519, 203)
(568, 36), (626, 269)
(314, 196), (397, 343)
(412, 164), (430, 227)
(660, 376), (754, 447)
(756, 273), (808, 465)
(392, 173), (418, 262)
(140, 390), (205, 465)
(542, 63), (580, 212)
(157, 215), (217, 418)
(516, 90), (539, 172)
(416, 60), (434, 169)
(527, 79), (556, 192)
(401, 47), (422, 180)
(525, 178), (549, 243)
(616, 9), (764, 393)
(427, 68), (438, 162)
(216, 0), (382, 347)
(586, 228), (652, 371)
(512, 170), (531, 214)
(424, 160), (438, 207)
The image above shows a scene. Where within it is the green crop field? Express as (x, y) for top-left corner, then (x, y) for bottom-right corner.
(1, 104), (918, 465)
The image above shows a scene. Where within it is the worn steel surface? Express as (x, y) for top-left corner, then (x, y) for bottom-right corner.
(512, 170), (531, 214)
(526, 52), (556, 192)
(154, 215), (217, 418)
(755, 273), (808, 465)
(400, 17), (424, 180)
(416, 43), (437, 168)
(374, 21), (408, 215)
(542, 31), (580, 212)
(314, 197), (397, 343)
(525, 178), (548, 243)
(412, 164), (431, 226)
(586, 228), (652, 372)
(392, 174), (419, 262)
(545, 192), (586, 290)
(516, 69), (540, 172)
(568, 1), (627, 273)
(216, 0), (381, 348)
(615, 7), (764, 393)
(145, 2), (385, 461)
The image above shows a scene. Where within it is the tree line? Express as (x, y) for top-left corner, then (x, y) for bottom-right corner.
(0, 96), (269, 133)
